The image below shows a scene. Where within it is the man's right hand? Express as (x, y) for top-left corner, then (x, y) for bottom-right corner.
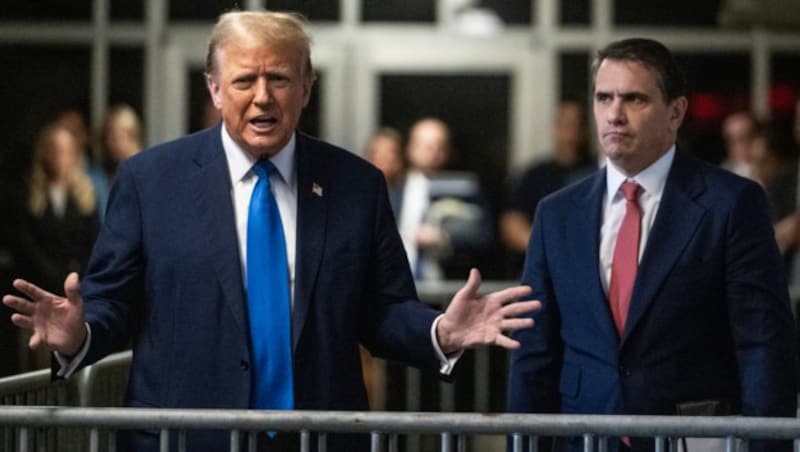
(2, 272), (87, 357)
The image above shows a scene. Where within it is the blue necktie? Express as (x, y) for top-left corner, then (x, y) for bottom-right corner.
(247, 160), (294, 416)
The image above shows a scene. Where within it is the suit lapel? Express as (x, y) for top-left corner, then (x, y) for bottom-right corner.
(621, 150), (706, 343)
(569, 169), (621, 343)
(190, 126), (248, 338)
(292, 133), (329, 352)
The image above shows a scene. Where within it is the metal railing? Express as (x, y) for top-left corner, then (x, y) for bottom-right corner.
(1, 407), (799, 452)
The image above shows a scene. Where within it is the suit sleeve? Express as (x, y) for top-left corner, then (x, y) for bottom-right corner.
(79, 161), (146, 367)
(359, 173), (441, 370)
(725, 181), (798, 419)
(507, 201), (563, 414)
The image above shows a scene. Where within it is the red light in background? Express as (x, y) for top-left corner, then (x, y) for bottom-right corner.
(689, 92), (722, 123)
(770, 84), (796, 115)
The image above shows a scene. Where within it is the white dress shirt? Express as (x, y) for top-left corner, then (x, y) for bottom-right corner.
(599, 146), (675, 295)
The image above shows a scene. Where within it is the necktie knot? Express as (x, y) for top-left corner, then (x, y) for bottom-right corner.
(621, 181), (641, 202)
(252, 159), (276, 180)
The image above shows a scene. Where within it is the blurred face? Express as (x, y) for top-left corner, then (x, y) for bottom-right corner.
(46, 128), (80, 182)
(554, 103), (586, 161)
(722, 113), (755, 164)
(593, 59), (687, 176)
(207, 39), (312, 158)
(407, 121), (450, 173)
(368, 135), (404, 183)
(105, 117), (139, 162)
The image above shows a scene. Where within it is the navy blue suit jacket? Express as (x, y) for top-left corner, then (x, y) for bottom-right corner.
(507, 150), (797, 452)
(79, 126), (441, 451)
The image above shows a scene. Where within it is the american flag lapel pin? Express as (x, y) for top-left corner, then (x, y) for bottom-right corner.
(312, 182), (323, 197)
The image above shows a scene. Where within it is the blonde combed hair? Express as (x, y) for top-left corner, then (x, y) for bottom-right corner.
(28, 123), (96, 217)
(205, 10), (315, 82)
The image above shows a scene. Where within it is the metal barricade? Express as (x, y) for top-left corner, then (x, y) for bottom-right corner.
(0, 407), (799, 452)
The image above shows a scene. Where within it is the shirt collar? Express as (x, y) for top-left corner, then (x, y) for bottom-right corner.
(606, 145), (675, 202)
(221, 125), (296, 187)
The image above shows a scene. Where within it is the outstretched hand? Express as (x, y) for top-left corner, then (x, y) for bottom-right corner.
(2, 273), (87, 356)
(436, 268), (540, 355)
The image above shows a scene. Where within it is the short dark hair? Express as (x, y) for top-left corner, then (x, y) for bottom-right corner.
(592, 38), (687, 102)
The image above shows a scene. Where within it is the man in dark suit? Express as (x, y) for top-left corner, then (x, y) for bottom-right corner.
(507, 38), (797, 452)
(3, 11), (539, 452)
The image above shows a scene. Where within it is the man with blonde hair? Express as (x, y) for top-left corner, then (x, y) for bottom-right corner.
(4, 10), (540, 452)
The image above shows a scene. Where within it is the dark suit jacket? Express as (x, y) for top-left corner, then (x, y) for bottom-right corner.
(78, 125), (441, 451)
(507, 150), (797, 452)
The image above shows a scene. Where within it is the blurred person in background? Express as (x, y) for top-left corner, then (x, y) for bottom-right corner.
(720, 111), (759, 180)
(92, 104), (143, 220)
(398, 117), (493, 281)
(364, 126), (406, 218)
(500, 100), (595, 274)
(14, 122), (99, 368)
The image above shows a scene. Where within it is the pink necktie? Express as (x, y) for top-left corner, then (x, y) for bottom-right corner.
(609, 181), (642, 336)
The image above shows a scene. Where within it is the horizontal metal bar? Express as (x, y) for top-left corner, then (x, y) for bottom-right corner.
(0, 407), (798, 440)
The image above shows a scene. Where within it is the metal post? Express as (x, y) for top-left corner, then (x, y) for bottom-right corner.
(370, 431), (383, 452)
(248, 431), (257, 452)
(529, 435), (539, 452)
(159, 429), (169, 452)
(388, 433), (398, 452)
(178, 430), (187, 452)
(230, 429), (240, 452)
(726, 436), (736, 452)
(301, 430), (310, 452)
(598, 436), (607, 452)
(318, 432), (328, 452)
(19, 426), (29, 452)
(583, 434), (594, 452)
(512, 433), (523, 452)
(456, 433), (465, 452)
(441, 432), (452, 452)
(109, 430), (117, 452)
(655, 436), (664, 452)
(89, 428), (100, 452)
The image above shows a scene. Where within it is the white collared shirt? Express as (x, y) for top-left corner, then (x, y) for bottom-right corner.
(599, 146), (676, 295)
(221, 127), (298, 304)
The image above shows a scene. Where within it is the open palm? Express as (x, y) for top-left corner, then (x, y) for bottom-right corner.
(436, 268), (540, 354)
(3, 272), (87, 356)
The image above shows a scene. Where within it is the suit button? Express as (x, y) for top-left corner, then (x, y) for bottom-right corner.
(240, 360), (250, 371)
(619, 366), (632, 377)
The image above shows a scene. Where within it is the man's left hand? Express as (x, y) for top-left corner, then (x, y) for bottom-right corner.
(436, 268), (539, 354)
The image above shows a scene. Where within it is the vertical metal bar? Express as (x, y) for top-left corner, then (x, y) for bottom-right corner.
(370, 432), (383, 452)
(248, 431), (257, 452)
(583, 434), (594, 452)
(726, 436), (736, 452)
(230, 429), (240, 452)
(178, 430), (187, 452)
(655, 436), (664, 452)
(529, 436), (539, 452)
(598, 436), (608, 452)
(474, 348), (490, 412)
(301, 430), (310, 452)
(668, 437), (678, 452)
(741, 439), (750, 452)
(441, 432), (452, 452)
(19, 427), (29, 452)
(388, 433), (398, 452)
(159, 429), (169, 452)
(318, 432), (328, 452)
(456, 434), (465, 452)
(89, 428), (100, 452)
(794, 438), (800, 452)
(109, 430), (117, 452)
(512, 433), (523, 452)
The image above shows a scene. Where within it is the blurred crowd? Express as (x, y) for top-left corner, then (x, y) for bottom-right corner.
(2, 96), (800, 376)
(0, 104), (143, 373)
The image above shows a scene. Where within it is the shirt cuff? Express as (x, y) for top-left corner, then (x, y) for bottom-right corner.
(431, 314), (462, 375)
(54, 322), (91, 378)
